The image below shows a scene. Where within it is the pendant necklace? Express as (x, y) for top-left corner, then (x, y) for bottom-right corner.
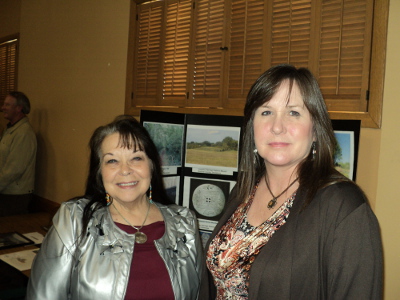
(264, 175), (299, 210)
(112, 200), (151, 244)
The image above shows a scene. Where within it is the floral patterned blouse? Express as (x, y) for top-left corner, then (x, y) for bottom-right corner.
(206, 182), (296, 299)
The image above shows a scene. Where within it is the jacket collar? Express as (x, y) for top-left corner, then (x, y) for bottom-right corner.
(5, 116), (29, 132)
(87, 202), (195, 258)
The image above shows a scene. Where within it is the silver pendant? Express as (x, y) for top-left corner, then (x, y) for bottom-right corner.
(135, 231), (147, 244)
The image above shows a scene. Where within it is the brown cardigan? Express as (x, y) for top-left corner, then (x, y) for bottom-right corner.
(199, 181), (383, 300)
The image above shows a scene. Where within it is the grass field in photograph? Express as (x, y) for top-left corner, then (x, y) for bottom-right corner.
(186, 147), (238, 168)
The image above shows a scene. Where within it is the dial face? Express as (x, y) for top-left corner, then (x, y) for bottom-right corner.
(192, 183), (225, 217)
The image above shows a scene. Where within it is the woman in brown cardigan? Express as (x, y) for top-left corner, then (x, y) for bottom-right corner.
(200, 64), (382, 299)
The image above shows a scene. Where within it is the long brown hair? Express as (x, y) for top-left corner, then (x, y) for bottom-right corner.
(237, 64), (347, 207)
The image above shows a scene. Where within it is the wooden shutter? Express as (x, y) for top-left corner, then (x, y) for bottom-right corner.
(162, 0), (192, 106)
(267, 0), (373, 114)
(134, 1), (164, 106)
(318, 0), (373, 112)
(190, 0), (226, 107)
(227, 0), (266, 108)
(0, 38), (18, 105)
(268, 0), (313, 68)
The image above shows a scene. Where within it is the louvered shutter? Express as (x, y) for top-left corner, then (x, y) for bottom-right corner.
(191, 0), (226, 107)
(162, 0), (192, 106)
(269, 0), (312, 68)
(227, 0), (266, 108)
(134, 2), (164, 106)
(0, 38), (18, 105)
(319, 0), (373, 112)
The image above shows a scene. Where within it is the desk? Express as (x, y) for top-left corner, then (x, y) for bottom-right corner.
(0, 212), (52, 299)
(0, 212), (51, 235)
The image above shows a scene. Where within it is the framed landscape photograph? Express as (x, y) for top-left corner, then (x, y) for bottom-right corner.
(332, 120), (361, 181)
(185, 124), (240, 174)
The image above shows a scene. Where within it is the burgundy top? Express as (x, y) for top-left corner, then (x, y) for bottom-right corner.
(116, 221), (175, 300)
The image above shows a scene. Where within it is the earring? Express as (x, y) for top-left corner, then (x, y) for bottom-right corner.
(149, 185), (153, 203)
(106, 193), (112, 206)
(253, 148), (258, 164)
(312, 142), (316, 160)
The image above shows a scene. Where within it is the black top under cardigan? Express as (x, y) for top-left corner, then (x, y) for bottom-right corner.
(200, 181), (383, 300)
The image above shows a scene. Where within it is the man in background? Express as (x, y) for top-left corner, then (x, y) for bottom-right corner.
(0, 91), (37, 216)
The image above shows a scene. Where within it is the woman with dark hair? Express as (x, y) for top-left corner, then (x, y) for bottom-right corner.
(27, 116), (203, 300)
(200, 65), (382, 299)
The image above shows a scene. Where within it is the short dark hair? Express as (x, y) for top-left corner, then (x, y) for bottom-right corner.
(237, 64), (346, 207)
(8, 91), (31, 114)
(81, 115), (172, 234)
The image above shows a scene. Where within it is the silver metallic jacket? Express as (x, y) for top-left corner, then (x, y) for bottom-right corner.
(26, 198), (203, 300)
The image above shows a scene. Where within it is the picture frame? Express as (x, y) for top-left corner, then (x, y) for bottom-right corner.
(332, 120), (361, 181)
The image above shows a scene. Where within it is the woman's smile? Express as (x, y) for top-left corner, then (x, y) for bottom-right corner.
(117, 181), (139, 187)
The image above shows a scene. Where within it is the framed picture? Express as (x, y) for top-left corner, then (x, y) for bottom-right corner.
(332, 120), (361, 181)
(141, 110), (186, 176)
(185, 124), (240, 175)
(182, 176), (236, 231)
